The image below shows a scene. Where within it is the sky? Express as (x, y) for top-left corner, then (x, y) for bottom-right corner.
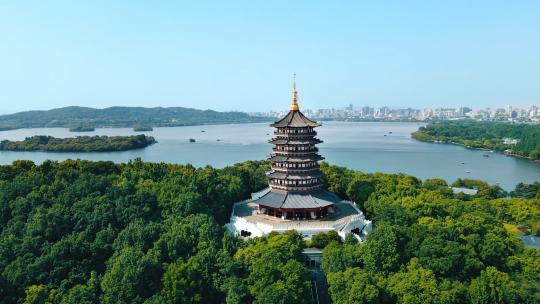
(0, 1), (539, 114)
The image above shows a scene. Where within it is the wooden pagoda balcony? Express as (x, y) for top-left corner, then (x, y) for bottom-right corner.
(272, 147), (319, 154)
(270, 166), (320, 174)
(268, 182), (323, 192)
(273, 131), (317, 137)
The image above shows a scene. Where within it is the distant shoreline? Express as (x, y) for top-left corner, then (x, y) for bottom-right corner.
(0, 120), (274, 132)
(0, 119), (426, 132)
(0, 106), (272, 131)
(411, 138), (540, 163)
(411, 121), (540, 162)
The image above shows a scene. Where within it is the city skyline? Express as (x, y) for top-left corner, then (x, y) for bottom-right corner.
(252, 103), (540, 122)
(1, 1), (539, 114)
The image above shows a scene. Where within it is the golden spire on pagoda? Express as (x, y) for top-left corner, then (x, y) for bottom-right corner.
(290, 74), (299, 111)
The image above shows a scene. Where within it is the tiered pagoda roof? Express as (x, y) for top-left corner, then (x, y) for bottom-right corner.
(270, 110), (320, 128)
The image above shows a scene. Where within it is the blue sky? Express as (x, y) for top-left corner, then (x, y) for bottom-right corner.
(0, 1), (539, 114)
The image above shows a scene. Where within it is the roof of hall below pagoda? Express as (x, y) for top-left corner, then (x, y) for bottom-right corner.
(253, 188), (339, 209)
(271, 76), (320, 128)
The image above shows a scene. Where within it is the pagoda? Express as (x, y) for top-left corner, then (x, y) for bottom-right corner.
(227, 78), (371, 240)
(252, 78), (340, 220)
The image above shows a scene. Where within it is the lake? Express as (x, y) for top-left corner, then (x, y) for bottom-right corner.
(1, 121), (539, 190)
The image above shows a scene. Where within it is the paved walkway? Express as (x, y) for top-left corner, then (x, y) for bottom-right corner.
(304, 249), (332, 304)
(310, 268), (332, 304)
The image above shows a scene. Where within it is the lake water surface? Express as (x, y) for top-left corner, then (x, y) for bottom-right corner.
(1, 121), (539, 190)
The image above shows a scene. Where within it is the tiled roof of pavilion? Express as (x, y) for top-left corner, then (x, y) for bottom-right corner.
(252, 188), (340, 209)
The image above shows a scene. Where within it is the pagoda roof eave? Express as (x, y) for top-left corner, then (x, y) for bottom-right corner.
(267, 155), (325, 162)
(269, 138), (323, 145)
(270, 110), (320, 128)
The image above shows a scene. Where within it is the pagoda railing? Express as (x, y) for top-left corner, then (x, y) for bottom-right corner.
(270, 166), (320, 173)
(272, 147), (319, 154)
(267, 153), (325, 161)
(274, 131), (317, 137)
(268, 138), (322, 144)
(269, 183), (323, 192)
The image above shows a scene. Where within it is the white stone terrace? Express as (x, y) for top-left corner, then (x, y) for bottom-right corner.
(227, 199), (372, 240)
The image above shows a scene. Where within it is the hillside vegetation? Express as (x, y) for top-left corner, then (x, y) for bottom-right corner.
(412, 120), (540, 159)
(319, 163), (540, 304)
(0, 106), (267, 130)
(0, 160), (538, 303)
(0, 135), (156, 152)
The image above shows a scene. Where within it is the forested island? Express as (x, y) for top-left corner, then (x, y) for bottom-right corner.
(0, 159), (538, 303)
(133, 125), (153, 132)
(0, 106), (269, 131)
(69, 125), (95, 132)
(0, 135), (156, 152)
(412, 120), (540, 159)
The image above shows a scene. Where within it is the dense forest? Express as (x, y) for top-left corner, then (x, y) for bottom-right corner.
(412, 120), (540, 159)
(320, 164), (539, 303)
(0, 106), (268, 130)
(0, 160), (538, 303)
(0, 135), (156, 152)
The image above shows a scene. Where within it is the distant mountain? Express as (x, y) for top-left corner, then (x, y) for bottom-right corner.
(0, 106), (269, 130)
